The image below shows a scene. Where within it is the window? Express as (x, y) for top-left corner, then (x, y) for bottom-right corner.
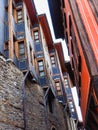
(18, 41), (25, 59)
(34, 30), (40, 42)
(64, 78), (69, 88)
(50, 56), (56, 67)
(17, 9), (23, 23)
(69, 101), (73, 108)
(55, 82), (62, 96)
(71, 108), (75, 112)
(38, 60), (45, 76)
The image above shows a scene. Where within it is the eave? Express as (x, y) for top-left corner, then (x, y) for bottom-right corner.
(38, 14), (54, 50)
(24, 0), (38, 25)
(54, 43), (66, 73)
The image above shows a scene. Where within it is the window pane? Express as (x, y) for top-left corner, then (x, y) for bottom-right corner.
(34, 31), (39, 36)
(18, 15), (22, 19)
(39, 66), (44, 71)
(34, 35), (39, 39)
(51, 56), (56, 67)
(69, 102), (73, 108)
(40, 71), (45, 76)
(34, 31), (40, 42)
(38, 61), (43, 66)
(66, 85), (69, 88)
(18, 11), (22, 15)
(52, 64), (56, 67)
(19, 42), (25, 58)
(51, 60), (55, 64)
(35, 39), (39, 43)
(56, 82), (60, 86)
(17, 9), (22, 22)
(20, 54), (25, 59)
(71, 108), (75, 112)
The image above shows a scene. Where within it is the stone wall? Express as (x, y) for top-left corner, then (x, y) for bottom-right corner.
(24, 79), (47, 130)
(0, 56), (67, 130)
(24, 79), (67, 130)
(0, 56), (24, 129)
(46, 98), (67, 130)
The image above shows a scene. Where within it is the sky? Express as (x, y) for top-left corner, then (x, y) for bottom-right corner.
(34, 0), (70, 61)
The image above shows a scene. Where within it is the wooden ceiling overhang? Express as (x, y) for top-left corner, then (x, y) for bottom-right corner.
(24, 0), (38, 25)
(38, 14), (54, 50)
(54, 43), (66, 73)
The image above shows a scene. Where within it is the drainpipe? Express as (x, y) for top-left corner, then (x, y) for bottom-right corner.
(22, 70), (29, 130)
(44, 87), (50, 130)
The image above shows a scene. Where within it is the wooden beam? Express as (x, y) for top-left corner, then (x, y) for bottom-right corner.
(8, 0), (14, 60)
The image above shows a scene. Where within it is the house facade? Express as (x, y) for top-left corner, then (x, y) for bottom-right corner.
(48, 0), (98, 129)
(0, 0), (79, 129)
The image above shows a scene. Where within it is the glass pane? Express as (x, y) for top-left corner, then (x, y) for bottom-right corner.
(52, 64), (55, 67)
(20, 49), (24, 54)
(56, 82), (60, 86)
(18, 15), (22, 19)
(38, 61), (43, 66)
(71, 108), (75, 112)
(35, 39), (39, 42)
(66, 85), (69, 88)
(18, 19), (23, 23)
(19, 43), (25, 55)
(39, 66), (44, 71)
(51, 56), (55, 60)
(34, 35), (39, 39)
(19, 44), (24, 48)
(34, 31), (39, 36)
(20, 54), (25, 59)
(69, 102), (73, 108)
(18, 10), (22, 15)
(51, 60), (55, 64)
(40, 71), (45, 76)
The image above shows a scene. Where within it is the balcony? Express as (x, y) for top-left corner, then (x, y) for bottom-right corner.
(4, 50), (26, 70)
(52, 67), (60, 75)
(34, 42), (43, 52)
(57, 95), (65, 103)
(38, 76), (48, 87)
(30, 63), (38, 82)
(18, 58), (27, 70)
(16, 22), (25, 39)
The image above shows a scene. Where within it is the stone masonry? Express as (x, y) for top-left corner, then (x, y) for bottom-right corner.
(0, 55), (67, 130)
(0, 56), (24, 129)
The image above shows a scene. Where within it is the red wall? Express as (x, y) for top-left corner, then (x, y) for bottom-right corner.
(64, 0), (91, 124)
